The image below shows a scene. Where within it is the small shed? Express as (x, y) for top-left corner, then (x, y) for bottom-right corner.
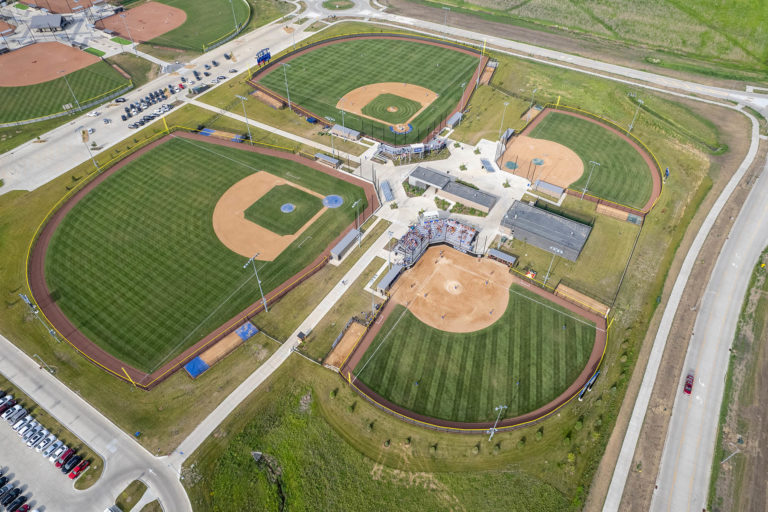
(487, 248), (517, 267)
(331, 229), (360, 261)
(376, 264), (403, 294)
(330, 124), (361, 140)
(315, 153), (341, 169)
(30, 14), (64, 32)
(533, 180), (565, 198)
(446, 112), (463, 128)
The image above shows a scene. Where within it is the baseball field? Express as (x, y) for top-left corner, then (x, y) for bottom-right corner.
(356, 284), (596, 423)
(42, 136), (368, 373)
(0, 59), (130, 123)
(527, 112), (654, 209)
(256, 38), (481, 144)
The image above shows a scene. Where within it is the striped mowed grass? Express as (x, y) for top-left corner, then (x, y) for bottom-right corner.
(44, 137), (367, 373)
(0, 61), (130, 123)
(528, 112), (653, 209)
(356, 285), (595, 422)
(147, 0), (250, 50)
(257, 39), (479, 144)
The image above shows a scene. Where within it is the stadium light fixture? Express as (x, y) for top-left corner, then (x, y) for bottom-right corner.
(544, 252), (556, 286)
(235, 95), (253, 146)
(282, 63), (292, 111)
(498, 101), (510, 140)
(228, 0), (239, 34)
(486, 404), (508, 442)
(119, 14), (138, 55)
(442, 6), (450, 27)
(243, 253), (268, 313)
(526, 88), (538, 123)
(581, 161), (601, 200)
(628, 99), (644, 132)
(60, 70), (81, 111)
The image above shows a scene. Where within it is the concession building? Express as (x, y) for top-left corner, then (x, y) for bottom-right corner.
(408, 166), (498, 214)
(500, 200), (591, 261)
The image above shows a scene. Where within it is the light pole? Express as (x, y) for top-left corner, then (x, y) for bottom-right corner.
(282, 63), (291, 111)
(243, 253), (268, 313)
(119, 14), (138, 55)
(60, 70), (81, 111)
(33, 354), (56, 374)
(628, 99), (644, 132)
(77, 126), (100, 171)
(340, 108), (345, 130)
(442, 6), (450, 26)
(581, 160), (601, 199)
(498, 101), (509, 139)
(526, 87), (538, 123)
(487, 404), (508, 442)
(388, 230), (394, 268)
(228, 0), (239, 34)
(543, 252), (556, 286)
(236, 95), (253, 146)
(18, 294), (58, 343)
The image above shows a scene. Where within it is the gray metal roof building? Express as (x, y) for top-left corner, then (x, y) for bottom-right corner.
(330, 124), (360, 140)
(487, 248), (517, 267)
(500, 200), (591, 261)
(30, 14), (64, 31)
(376, 264), (403, 293)
(408, 166), (451, 189)
(446, 112), (463, 128)
(330, 229), (360, 261)
(315, 153), (341, 168)
(441, 181), (497, 212)
(534, 180), (565, 197)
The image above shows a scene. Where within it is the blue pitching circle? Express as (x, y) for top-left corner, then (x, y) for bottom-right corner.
(532, 158), (545, 165)
(505, 161), (518, 170)
(323, 195), (344, 208)
(280, 203), (295, 213)
(390, 123), (413, 134)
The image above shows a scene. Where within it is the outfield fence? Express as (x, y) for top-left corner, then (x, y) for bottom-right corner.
(200, 0), (251, 52)
(25, 125), (381, 389)
(0, 79), (133, 127)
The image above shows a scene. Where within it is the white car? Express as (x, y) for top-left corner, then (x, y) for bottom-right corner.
(17, 420), (37, 438)
(88, 128), (95, 134)
(12, 414), (32, 431)
(36, 433), (56, 452)
(0, 394), (12, 408)
(43, 439), (62, 458)
(27, 428), (48, 447)
(49, 443), (67, 463)
(87, 111), (100, 117)
(1, 404), (22, 421)
(20, 421), (39, 440)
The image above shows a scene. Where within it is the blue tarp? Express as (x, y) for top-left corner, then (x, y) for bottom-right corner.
(184, 357), (210, 379)
(236, 321), (259, 341)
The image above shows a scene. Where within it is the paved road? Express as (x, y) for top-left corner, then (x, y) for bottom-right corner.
(0, 334), (191, 512)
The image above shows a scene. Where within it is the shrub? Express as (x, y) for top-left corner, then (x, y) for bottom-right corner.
(574, 419), (584, 431)
(535, 428), (543, 441)
(493, 442), (501, 454)
(517, 437), (526, 448)
(329, 388), (337, 399)
(429, 443), (438, 454)
(384, 439), (390, 447)
(347, 402), (356, 413)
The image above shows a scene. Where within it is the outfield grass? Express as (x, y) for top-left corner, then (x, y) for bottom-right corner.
(361, 93), (421, 124)
(357, 285), (595, 422)
(184, 356), (571, 511)
(528, 112), (653, 209)
(147, 0), (250, 50)
(106, 53), (160, 88)
(0, 60), (130, 123)
(44, 137), (367, 372)
(243, 184), (323, 235)
(258, 38), (479, 144)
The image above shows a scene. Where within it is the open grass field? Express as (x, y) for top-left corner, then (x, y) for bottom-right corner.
(243, 184), (323, 235)
(44, 137), (367, 372)
(356, 285), (596, 422)
(361, 93), (421, 124)
(0, 61), (130, 123)
(146, 0), (250, 50)
(257, 38), (479, 144)
(405, 0), (768, 78)
(528, 112), (652, 209)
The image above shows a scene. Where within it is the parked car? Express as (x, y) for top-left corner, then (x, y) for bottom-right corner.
(0, 402), (19, 418)
(69, 459), (90, 479)
(14, 504), (30, 512)
(36, 433), (56, 452)
(211, 60), (219, 67)
(49, 443), (67, 463)
(229, 68), (237, 73)
(87, 128), (95, 135)
(6, 495), (26, 512)
(0, 488), (19, 507)
(0, 482), (13, 498)
(217, 75), (225, 81)
(22, 423), (41, 442)
(115, 97), (127, 103)
(62, 454), (82, 474)
(204, 64), (211, 70)
(17, 420), (37, 438)
(12, 415), (32, 431)
(0, 477), (7, 490)
(86, 111), (100, 117)
(684, 373), (694, 394)
(7, 408), (26, 424)
(180, 76), (187, 82)
(0, 395), (13, 408)
(178, 83), (184, 90)
(26, 428), (47, 448)
(43, 439), (62, 458)
(55, 448), (74, 468)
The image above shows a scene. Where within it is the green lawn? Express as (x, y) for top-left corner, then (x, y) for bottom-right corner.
(356, 285), (596, 422)
(258, 38), (479, 144)
(84, 47), (106, 57)
(528, 112), (653, 209)
(243, 184), (323, 235)
(0, 60), (130, 123)
(147, 0), (251, 50)
(361, 93), (422, 124)
(44, 137), (367, 372)
(115, 480), (147, 512)
(111, 36), (133, 45)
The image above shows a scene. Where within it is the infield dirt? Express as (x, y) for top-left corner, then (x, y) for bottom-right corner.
(500, 135), (584, 188)
(0, 42), (99, 87)
(212, 171), (327, 260)
(389, 246), (514, 333)
(97, 2), (186, 43)
(337, 82), (438, 127)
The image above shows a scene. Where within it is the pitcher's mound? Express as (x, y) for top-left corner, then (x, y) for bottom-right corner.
(387, 106), (399, 112)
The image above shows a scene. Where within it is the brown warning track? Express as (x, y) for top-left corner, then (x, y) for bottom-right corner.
(518, 107), (662, 214)
(340, 270), (607, 432)
(248, 33), (488, 146)
(28, 132), (380, 389)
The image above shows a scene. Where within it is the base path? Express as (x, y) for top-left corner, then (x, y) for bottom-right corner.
(337, 82), (438, 128)
(390, 246), (513, 333)
(212, 171), (327, 260)
(0, 42), (99, 87)
(96, 2), (186, 43)
(500, 135), (583, 188)
(341, 249), (607, 431)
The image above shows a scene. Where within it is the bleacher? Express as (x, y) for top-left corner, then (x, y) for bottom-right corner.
(393, 218), (477, 267)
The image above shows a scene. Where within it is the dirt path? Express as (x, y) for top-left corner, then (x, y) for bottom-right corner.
(325, 321), (367, 368)
(0, 42), (99, 87)
(96, 2), (186, 43)
(212, 171), (327, 260)
(337, 82), (438, 127)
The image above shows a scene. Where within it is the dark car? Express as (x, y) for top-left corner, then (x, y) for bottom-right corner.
(62, 454), (82, 473)
(0, 400), (16, 415)
(55, 448), (74, 468)
(683, 373), (694, 394)
(0, 477), (8, 490)
(0, 483), (12, 499)
(115, 97), (127, 103)
(121, 115), (127, 121)
(0, 488), (19, 507)
(6, 495), (26, 512)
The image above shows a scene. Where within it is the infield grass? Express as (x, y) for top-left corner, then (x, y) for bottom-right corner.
(243, 184), (323, 235)
(257, 38), (479, 144)
(0, 60), (130, 123)
(528, 112), (653, 209)
(44, 137), (367, 372)
(361, 93), (421, 124)
(356, 285), (596, 422)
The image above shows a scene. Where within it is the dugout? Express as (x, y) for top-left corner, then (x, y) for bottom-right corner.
(330, 124), (361, 141)
(377, 264), (403, 294)
(331, 229), (360, 261)
(500, 200), (591, 261)
(487, 248), (517, 267)
(315, 153), (341, 169)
